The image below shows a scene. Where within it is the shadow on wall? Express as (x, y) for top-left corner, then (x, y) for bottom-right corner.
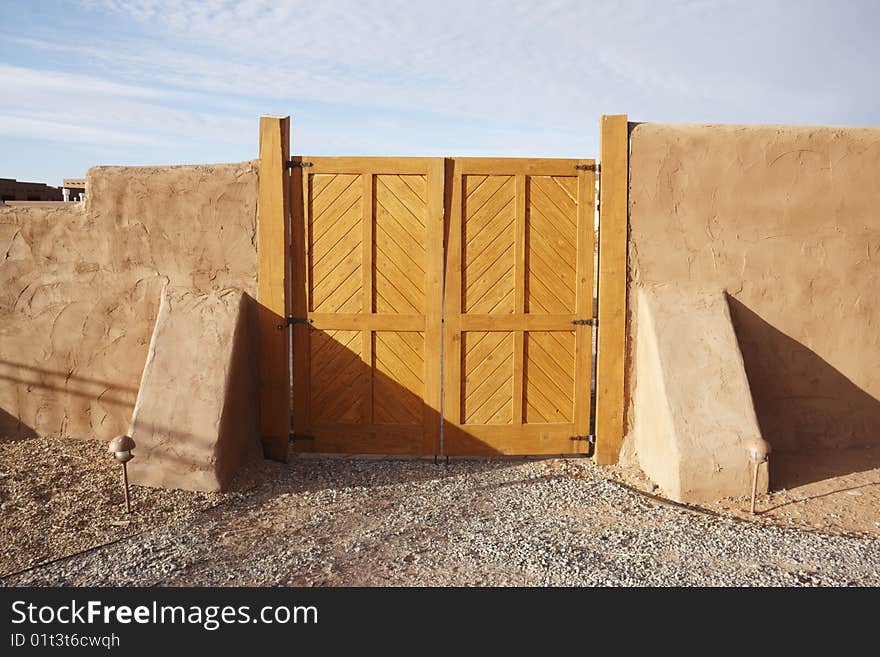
(0, 372), (232, 468)
(0, 408), (36, 442)
(728, 296), (880, 486)
(0, 362), (138, 400)
(0, 360), (139, 441)
(216, 291), (261, 485)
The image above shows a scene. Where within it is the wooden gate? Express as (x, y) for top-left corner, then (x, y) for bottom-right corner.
(443, 159), (596, 455)
(289, 157), (444, 454)
(262, 114), (628, 460)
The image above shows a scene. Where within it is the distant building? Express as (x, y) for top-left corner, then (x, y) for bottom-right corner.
(63, 178), (86, 202)
(0, 177), (86, 204)
(0, 178), (62, 202)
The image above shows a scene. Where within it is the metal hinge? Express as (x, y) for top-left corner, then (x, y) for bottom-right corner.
(571, 318), (597, 326)
(575, 163), (599, 171)
(287, 316), (313, 325)
(289, 433), (315, 442)
(570, 434), (596, 456)
(286, 160), (313, 170)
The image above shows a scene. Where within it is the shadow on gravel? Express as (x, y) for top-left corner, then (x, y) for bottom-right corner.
(219, 455), (571, 511)
(760, 480), (880, 514)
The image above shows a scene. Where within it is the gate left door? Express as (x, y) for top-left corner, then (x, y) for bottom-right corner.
(290, 157), (444, 454)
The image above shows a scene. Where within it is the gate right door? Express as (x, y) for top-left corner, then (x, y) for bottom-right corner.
(443, 158), (596, 455)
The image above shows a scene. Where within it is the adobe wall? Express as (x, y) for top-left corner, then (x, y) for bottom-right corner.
(626, 124), (880, 454)
(0, 162), (259, 441)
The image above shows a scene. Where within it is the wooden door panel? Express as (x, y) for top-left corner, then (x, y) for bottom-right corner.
(291, 158), (444, 454)
(462, 174), (517, 314)
(374, 330), (425, 425)
(308, 329), (364, 424)
(308, 173), (363, 313)
(525, 331), (576, 424)
(461, 330), (514, 425)
(444, 158), (595, 455)
(374, 174), (428, 314)
(527, 176), (579, 314)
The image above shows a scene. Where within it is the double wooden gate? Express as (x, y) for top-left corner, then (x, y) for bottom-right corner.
(289, 156), (594, 456)
(257, 114), (628, 461)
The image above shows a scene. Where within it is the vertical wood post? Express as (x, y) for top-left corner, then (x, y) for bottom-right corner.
(258, 115), (291, 461)
(595, 114), (628, 465)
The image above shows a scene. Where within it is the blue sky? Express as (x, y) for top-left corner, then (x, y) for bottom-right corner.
(1, 0), (878, 186)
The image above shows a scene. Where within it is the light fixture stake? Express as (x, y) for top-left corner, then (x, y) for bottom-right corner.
(746, 438), (772, 515)
(108, 435), (136, 514)
(121, 461), (131, 514)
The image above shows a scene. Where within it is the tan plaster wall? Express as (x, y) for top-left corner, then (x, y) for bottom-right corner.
(627, 124), (880, 454)
(0, 162), (259, 441)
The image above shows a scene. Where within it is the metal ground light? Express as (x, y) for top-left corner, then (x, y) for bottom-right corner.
(108, 435), (136, 514)
(747, 438), (772, 515)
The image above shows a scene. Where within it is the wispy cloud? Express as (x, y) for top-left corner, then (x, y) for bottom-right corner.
(1, 0), (879, 183)
(0, 63), (254, 147)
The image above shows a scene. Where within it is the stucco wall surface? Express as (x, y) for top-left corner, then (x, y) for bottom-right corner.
(627, 124), (880, 454)
(0, 162), (259, 441)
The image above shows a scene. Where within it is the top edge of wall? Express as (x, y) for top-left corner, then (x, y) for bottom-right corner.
(628, 121), (880, 133)
(85, 160), (258, 174)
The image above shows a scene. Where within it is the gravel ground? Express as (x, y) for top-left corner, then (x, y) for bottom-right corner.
(4, 457), (879, 587)
(0, 436), (253, 576)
